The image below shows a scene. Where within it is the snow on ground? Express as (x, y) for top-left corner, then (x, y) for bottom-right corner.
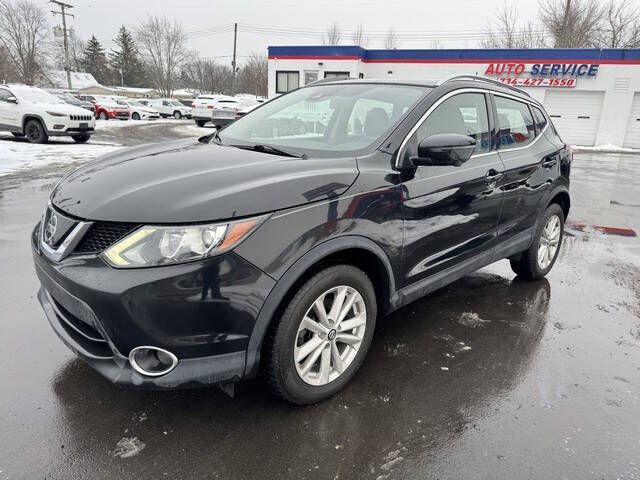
(572, 144), (640, 154)
(94, 118), (188, 130)
(0, 136), (121, 177)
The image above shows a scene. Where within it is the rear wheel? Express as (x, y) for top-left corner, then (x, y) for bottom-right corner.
(510, 203), (564, 280)
(195, 120), (206, 127)
(173, 111), (182, 120)
(263, 265), (377, 404)
(71, 134), (90, 143)
(24, 119), (48, 144)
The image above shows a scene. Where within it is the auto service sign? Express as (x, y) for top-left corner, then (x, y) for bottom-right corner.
(484, 62), (599, 88)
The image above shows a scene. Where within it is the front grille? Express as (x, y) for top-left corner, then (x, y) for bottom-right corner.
(70, 114), (93, 121)
(74, 222), (139, 254)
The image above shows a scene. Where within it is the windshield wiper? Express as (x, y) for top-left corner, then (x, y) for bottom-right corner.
(231, 144), (307, 159)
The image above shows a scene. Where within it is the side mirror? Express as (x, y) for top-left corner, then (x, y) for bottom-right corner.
(6, 96), (17, 104)
(411, 133), (476, 167)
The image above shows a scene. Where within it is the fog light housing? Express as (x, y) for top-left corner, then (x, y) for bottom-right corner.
(53, 124), (64, 130)
(129, 346), (178, 377)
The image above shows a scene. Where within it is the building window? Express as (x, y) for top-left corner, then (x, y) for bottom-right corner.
(324, 71), (350, 79)
(304, 71), (318, 86)
(276, 71), (299, 94)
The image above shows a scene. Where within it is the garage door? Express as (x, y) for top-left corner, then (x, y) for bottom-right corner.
(623, 93), (640, 149)
(543, 90), (604, 146)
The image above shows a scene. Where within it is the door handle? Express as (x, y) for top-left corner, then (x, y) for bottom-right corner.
(485, 169), (504, 185)
(542, 157), (558, 168)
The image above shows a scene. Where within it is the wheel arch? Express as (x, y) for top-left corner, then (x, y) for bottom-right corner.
(22, 114), (46, 132)
(243, 236), (397, 378)
(547, 188), (570, 220)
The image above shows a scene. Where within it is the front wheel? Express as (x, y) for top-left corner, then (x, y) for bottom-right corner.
(173, 111), (182, 120)
(132, 112), (141, 120)
(24, 119), (48, 144)
(263, 265), (377, 404)
(98, 111), (108, 120)
(510, 203), (564, 280)
(71, 134), (90, 143)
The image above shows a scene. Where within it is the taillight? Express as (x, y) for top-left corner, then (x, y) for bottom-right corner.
(207, 105), (214, 109)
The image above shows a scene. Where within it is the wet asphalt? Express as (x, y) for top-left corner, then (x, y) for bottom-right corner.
(0, 123), (639, 480)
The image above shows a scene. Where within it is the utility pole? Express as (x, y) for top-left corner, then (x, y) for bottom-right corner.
(50, 0), (74, 90)
(231, 22), (238, 94)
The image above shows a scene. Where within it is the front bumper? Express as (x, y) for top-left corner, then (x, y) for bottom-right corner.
(32, 225), (276, 388)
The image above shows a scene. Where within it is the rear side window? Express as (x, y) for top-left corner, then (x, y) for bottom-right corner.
(532, 106), (548, 133)
(495, 96), (535, 148)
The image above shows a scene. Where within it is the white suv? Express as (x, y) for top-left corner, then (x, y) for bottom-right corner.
(192, 95), (241, 127)
(146, 98), (192, 119)
(0, 84), (95, 143)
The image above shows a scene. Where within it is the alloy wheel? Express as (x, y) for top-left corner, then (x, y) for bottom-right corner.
(538, 214), (561, 269)
(294, 285), (367, 386)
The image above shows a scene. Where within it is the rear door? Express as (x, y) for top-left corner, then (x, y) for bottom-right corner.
(399, 90), (504, 286)
(493, 94), (559, 254)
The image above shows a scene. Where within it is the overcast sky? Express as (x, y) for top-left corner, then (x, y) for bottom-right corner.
(55, 0), (639, 66)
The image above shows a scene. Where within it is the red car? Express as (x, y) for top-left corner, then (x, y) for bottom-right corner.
(76, 94), (130, 120)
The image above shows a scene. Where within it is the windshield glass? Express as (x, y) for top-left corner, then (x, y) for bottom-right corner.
(170, 100), (183, 106)
(16, 88), (64, 104)
(57, 93), (81, 105)
(219, 83), (428, 157)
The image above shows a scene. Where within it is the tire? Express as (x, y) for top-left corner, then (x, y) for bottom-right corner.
(173, 111), (182, 120)
(11, 132), (24, 137)
(132, 112), (141, 120)
(510, 203), (564, 280)
(98, 111), (108, 120)
(71, 134), (90, 143)
(263, 265), (377, 405)
(195, 120), (206, 127)
(24, 119), (48, 144)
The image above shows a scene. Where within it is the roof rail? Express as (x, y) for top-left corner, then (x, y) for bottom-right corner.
(442, 74), (531, 97)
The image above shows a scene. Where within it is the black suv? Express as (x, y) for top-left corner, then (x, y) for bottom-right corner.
(32, 76), (571, 404)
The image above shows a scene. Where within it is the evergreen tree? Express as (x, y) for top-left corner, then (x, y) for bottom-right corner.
(109, 26), (144, 87)
(83, 36), (109, 84)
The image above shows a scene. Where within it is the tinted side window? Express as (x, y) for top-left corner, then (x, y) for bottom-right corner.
(495, 96), (535, 148)
(415, 92), (490, 154)
(0, 88), (12, 102)
(532, 106), (548, 133)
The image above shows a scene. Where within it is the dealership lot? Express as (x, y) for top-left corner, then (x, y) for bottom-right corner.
(0, 123), (638, 479)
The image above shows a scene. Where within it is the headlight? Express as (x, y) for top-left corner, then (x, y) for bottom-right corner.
(46, 111), (67, 117)
(102, 215), (268, 268)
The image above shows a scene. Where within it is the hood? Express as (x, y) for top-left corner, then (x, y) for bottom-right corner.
(51, 139), (359, 223)
(39, 102), (92, 116)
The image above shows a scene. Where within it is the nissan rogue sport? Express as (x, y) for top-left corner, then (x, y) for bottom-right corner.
(32, 76), (571, 404)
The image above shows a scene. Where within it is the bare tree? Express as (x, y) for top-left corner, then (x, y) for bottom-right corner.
(482, 4), (547, 48)
(237, 53), (268, 96)
(596, 0), (640, 47)
(181, 58), (233, 95)
(136, 15), (188, 97)
(0, 0), (49, 85)
(540, 0), (604, 47)
(384, 29), (398, 49)
(323, 22), (342, 45)
(0, 45), (18, 83)
(351, 24), (368, 47)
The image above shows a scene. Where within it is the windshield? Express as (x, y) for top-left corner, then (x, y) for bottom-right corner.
(219, 83), (428, 157)
(15, 88), (64, 104)
(57, 93), (81, 105)
(170, 100), (183, 106)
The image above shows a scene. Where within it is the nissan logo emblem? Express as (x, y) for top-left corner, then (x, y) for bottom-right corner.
(44, 212), (58, 244)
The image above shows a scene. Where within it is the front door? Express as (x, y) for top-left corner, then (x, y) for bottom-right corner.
(0, 88), (19, 127)
(400, 91), (504, 287)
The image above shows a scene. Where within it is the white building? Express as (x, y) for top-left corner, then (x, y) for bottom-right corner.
(267, 46), (640, 147)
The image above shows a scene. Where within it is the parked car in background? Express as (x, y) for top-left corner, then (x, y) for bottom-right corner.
(193, 95), (241, 127)
(30, 76), (571, 404)
(0, 84), (95, 143)
(117, 99), (160, 120)
(50, 91), (95, 114)
(235, 103), (261, 120)
(147, 98), (192, 119)
(76, 94), (130, 120)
